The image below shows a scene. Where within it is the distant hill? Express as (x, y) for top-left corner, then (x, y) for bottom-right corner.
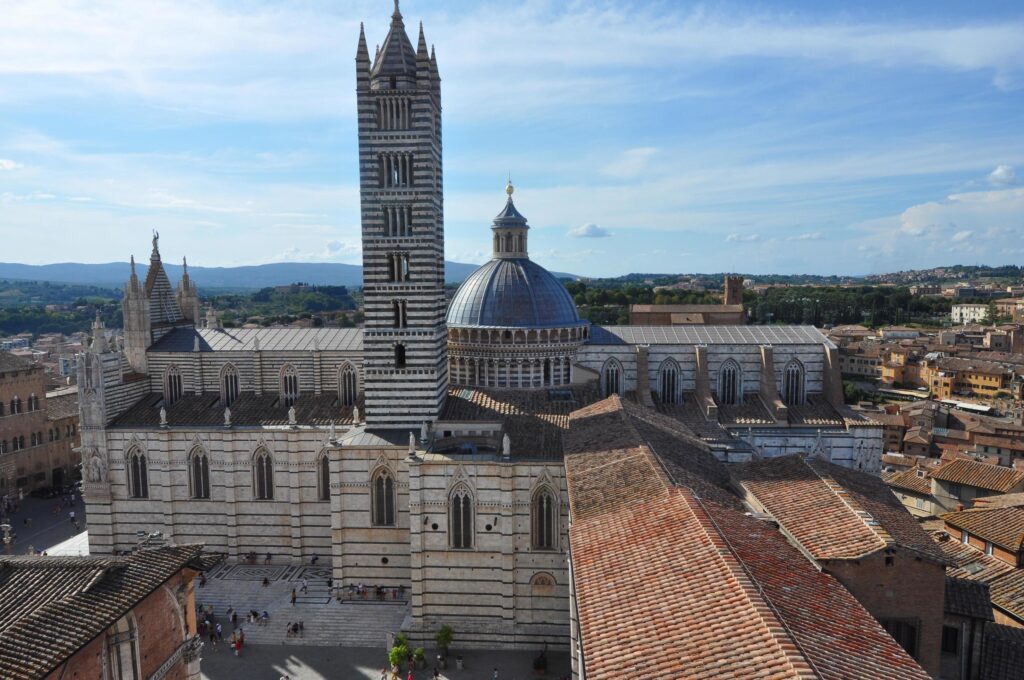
(0, 260), (554, 291)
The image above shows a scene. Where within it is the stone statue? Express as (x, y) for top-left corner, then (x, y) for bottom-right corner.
(86, 454), (106, 483)
(159, 407), (168, 427)
(502, 433), (511, 457)
(329, 421), (337, 443)
(152, 229), (159, 253)
(224, 407), (231, 427)
(288, 406), (297, 426)
(420, 421), (428, 442)
(352, 405), (360, 425)
(408, 432), (416, 457)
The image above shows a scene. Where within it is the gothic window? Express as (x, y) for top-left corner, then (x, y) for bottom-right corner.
(106, 614), (141, 680)
(280, 364), (299, 408)
(220, 364), (240, 407)
(532, 487), (557, 550)
(0, 401), (4, 416)
(718, 359), (742, 406)
(164, 366), (183, 405)
(388, 253), (410, 282)
(393, 299), (408, 328)
(30, 432), (38, 447)
(127, 449), (148, 499)
(188, 449), (210, 500)
(0, 440), (6, 454)
(318, 452), (331, 502)
(783, 359), (805, 406)
(252, 449), (274, 500)
(372, 467), (396, 526)
(659, 359), (680, 404)
(10, 396), (20, 414)
(601, 359), (622, 397)
(394, 344), (407, 369)
(449, 485), (473, 549)
(338, 362), (358, 406)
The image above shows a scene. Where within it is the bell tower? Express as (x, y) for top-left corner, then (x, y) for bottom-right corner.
(357, 2), (448, 429)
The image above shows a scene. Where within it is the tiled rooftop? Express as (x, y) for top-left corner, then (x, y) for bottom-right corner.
(149, 326), (363, 353)
(942, 506), (1024, 552)
(981, 623), (1024, 680)
(786, 396), (845, 426)
(735, 455), (946, 563)
(931, 458), (1024, 493)
(931, 531), (1024, 622)
(885, 466), (932, 496)
(944, 576), (994, 620)
(0, 545), (208, 680)
(45, 392), (79, 421)
(589, 324), (830, 346)
(0, 351), (36, 373)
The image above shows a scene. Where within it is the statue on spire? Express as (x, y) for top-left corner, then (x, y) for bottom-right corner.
(151, 229), (160, 258)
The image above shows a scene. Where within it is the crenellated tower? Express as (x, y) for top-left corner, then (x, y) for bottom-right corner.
(357, 2), (447, 429)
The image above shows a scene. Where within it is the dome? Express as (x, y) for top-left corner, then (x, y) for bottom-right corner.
(447, 258), (580, 328)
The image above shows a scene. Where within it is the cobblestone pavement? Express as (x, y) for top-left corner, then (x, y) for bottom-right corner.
(199, 644), (571, 680)
(0, 493), (87, 554)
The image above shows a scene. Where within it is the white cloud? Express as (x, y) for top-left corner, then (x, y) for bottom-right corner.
(726, 233), (760, 242)
(602, 147), (658, 180)
(788, 232), (823, 241)
(951, 230), (973, 242)
(988, 164), (1017, 185)
(0, 158), (22, 170)
(568, 223), (610, 238)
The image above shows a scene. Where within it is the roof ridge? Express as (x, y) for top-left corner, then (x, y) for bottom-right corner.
(681, 490), (819, 679)
(805, 458), (892, 552)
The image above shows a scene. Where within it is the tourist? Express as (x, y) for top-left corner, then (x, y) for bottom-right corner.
(310, 554), (319, 565)
(432, 668), (440, 680)
(208, 627), (217, 650)
(262, 576), (270, 587)
(68, 509), (75, 523)
(261, 610), (269, 626)
(239, 628), (245, 649)
(300, 577), (308, 594)
(215, 622), (223, 642)
(285, 622), (292, 637)
(231, 610), (238, 629)
(291, 588), (297, 605)
(264, 551), (272, 565)
(298, 620), (304, 637)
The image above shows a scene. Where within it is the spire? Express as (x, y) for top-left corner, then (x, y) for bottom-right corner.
(356, 22), (369, 61)
(417, 22), (428, 58)
(150, 229), (160, 261)
(182, 256), (188, 275)
(392, 0), (402, 22)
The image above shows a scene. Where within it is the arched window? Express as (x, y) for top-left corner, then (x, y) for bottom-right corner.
(659, 359), (680, 404)
(493, 234), (500, 252)
(220, 364), (240, 407)
(393, 299), (407, 328)
(718, 359), (742, 406)
(10, 396), (20, 414)
(164, 366), (183, 405)
(372, 468), (396, 526)
(601, 359), (622, 397)
(338, 363), (358, 406)
(127, 449), (148, 499)
(189, 449), (210, 500)
(252, 449), (274, 500)
(783, 359), (805, 406)
(449, 485), (473, 549)
(394, 344), (407, 369)
(532, 487), (557, 550)
(280, 364), (299, 408)
(317, 453), (331, 502)
(106, 614), (141, 680)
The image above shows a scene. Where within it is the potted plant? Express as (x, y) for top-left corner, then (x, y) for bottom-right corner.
(435, 624), (453, 667)
(389, 643), (408, 671)
(413, 647), (426, 670)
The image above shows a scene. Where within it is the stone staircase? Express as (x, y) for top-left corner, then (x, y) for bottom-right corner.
(195, 562), (408, 648)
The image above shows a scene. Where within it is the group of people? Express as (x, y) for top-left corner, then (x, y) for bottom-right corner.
(197, 604), (252, 656)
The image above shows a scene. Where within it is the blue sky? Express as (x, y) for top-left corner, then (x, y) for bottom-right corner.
(1, 0), (1023, 277)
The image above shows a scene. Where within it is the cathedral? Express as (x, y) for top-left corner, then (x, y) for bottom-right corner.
(77, 4), (882, 649)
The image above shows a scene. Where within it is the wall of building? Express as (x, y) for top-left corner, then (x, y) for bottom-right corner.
(824, 550), (946, 678)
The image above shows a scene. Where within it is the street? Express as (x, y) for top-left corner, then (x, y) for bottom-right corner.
(0, 493), (87, 555)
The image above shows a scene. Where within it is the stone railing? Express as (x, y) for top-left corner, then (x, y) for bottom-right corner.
(147, 635), (202, 680)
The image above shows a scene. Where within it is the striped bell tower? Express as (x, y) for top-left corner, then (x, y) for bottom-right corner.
(357, 2), (448, 429)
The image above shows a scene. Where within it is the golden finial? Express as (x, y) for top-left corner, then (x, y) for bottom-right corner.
(506, 177), (514, 198)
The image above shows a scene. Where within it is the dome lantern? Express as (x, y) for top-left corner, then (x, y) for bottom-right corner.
(491, 182), (530, 259)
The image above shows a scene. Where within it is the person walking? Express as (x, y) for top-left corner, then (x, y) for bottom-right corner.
(68, 509), (75, 523)
(215, 622), (223, 643)
(300, 577), (308, 594)
(231, 610), (238, 629)
(290, 588), (297, 606)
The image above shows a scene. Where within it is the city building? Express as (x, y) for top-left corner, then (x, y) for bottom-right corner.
(0, 545), (211, 680)
(953, 304), (990, 325)
(930, 458), (1024, 513)
(76, 2), (883, 655)
(1, 352), (81, 494)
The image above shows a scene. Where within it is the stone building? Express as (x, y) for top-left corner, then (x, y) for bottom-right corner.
(628, 275), (746, 325)
(1, 352), (81, 494)
(77, 2), (883, 651)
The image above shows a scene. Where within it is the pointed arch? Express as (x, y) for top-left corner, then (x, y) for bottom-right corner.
(126, 447), (148, 499)
(188, 447), (210, 499)
(252, 448), (274, 500)
(658, 357), (681, 404)
(338, 361), (359, 406)
(449, 483), (474, 549)
(783, 358), (805, 406)
(601, 358), (622, 397)
(106, 612), (141, 679)
(371, 465), (396, 526)
(220, 363), (240, 407)
(718, 359), (742, 405)
(163, 365), (183, 405)
(531, 484), (558, 550)
(280, 364), (299, 408)
(317, 451), (331, 502)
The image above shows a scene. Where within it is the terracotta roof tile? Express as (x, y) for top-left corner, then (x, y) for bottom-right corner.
(981, 623), (1024, 680)
(943, 506), (1024, 552)
(886, 466), (932, 495)
(931, 458), (1024, 493)
(944, 576), (994, 620)
(0, 545), (206, 680)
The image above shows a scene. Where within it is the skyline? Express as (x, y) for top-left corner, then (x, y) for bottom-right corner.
(1, 0), (1023, 276)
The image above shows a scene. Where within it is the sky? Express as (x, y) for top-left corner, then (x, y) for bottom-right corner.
(1, 0), (1023, 277)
